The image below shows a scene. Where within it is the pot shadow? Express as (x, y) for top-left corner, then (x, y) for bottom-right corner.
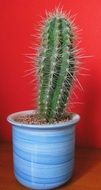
(73, 147), (101, 180)
(56, 147), (101, 190)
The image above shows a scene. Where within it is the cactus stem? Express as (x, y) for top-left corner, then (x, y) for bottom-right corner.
(37, 9), (78, 121)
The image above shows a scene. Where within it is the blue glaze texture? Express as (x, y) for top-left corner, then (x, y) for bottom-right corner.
(7, 110), (80, 189)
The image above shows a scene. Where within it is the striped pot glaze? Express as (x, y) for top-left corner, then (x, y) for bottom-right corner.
(7, 110), (80, 190)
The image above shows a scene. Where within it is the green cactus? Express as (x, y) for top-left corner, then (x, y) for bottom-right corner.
(37, 10), (75, 122)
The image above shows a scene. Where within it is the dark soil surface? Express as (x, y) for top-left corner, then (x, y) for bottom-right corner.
(14, 112), (72, 125)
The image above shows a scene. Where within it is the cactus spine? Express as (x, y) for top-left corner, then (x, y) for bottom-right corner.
(38, 10), (75, 122)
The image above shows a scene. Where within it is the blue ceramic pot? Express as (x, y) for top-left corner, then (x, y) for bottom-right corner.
(7, 110), (80, 190)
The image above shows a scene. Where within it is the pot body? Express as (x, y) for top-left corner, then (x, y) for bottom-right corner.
(7, 110), (80, 190)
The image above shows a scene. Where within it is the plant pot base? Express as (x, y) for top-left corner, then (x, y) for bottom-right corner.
(15, 172), (73, 189)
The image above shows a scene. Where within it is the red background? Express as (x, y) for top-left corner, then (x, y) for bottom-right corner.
(0, 0), (101, 147)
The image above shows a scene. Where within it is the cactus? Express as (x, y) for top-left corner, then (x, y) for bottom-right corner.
(37, 10), (76, 122)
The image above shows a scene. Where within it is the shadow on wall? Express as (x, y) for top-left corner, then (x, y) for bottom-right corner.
(77, 62), (101, 148)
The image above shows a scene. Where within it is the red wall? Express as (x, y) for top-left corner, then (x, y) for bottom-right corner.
(0, 0), (101, 147)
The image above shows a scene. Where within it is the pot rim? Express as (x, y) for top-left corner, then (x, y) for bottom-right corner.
(7, 110), (80, 129)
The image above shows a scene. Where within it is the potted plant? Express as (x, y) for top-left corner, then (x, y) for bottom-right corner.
(7, 9), (80, 190)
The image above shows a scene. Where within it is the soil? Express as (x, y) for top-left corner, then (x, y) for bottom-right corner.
(14, 112), (73, 125)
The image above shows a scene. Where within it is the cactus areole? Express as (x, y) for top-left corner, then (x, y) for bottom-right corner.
(37, 10), (76, 123)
